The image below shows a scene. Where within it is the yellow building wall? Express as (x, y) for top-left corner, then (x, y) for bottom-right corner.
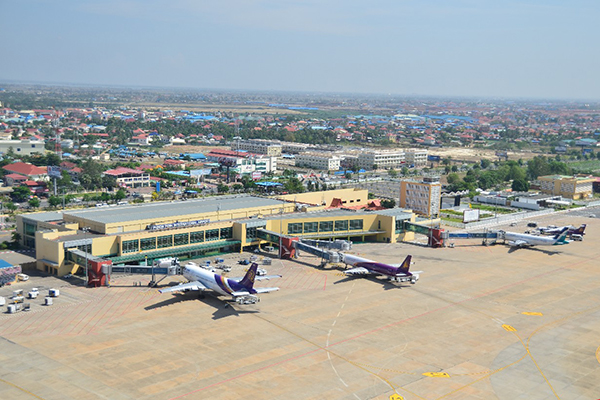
(277, 188), (369, 208)
(35, 229), (77, 275)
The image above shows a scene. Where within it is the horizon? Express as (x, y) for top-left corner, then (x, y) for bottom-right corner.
(2, 0), (599, 101)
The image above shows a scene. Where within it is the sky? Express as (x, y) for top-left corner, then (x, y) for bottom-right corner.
(2, 0), (599, 100)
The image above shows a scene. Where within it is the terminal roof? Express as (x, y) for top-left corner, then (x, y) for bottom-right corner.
(63, 195), (286, 225)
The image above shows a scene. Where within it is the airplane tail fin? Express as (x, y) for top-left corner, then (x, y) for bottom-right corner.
(239, 263), (258, 289)
(553, 227), (569, 244)
(573, 224), (586, 235)
(396, 255), (412, 274)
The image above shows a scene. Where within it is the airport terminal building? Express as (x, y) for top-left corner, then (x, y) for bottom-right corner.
(17, 190), (421, 279)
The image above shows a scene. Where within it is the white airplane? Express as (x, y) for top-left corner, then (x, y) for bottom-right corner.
(159, 263), (280, 304)
(501, 227), (570, 248)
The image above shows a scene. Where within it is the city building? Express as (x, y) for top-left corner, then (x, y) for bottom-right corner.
(404, 148), (428, 168)
(2, 162), (48, 182)
(295, 152), (341, 171)
(16, 192), (421, 278)
(357, 150), (405, 170)
(206, 149), (277, 174)
(103, 167), (151, 188)
(234, 139), (282, 157)
(537, 175), (596, 200)
(0, 139), (45, 156)
(399, 177), (442, 216)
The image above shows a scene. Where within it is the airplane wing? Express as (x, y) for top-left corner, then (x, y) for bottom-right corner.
(253, 287), (280, 294)
(231, 287), (279, 296)
(229, 274), (281, 281)
(345, 267), (371, 275)
(255, 275), (282, 281)
(159, 281), (207, 293)
(508, 240), (529, 248)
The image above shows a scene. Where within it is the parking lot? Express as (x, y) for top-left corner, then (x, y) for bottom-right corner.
(1, 211), (600, 399)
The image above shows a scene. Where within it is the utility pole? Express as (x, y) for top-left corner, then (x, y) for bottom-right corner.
(83, 227), (90, 286)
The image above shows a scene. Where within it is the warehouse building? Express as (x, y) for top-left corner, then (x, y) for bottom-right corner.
(17, 191), (420, 278)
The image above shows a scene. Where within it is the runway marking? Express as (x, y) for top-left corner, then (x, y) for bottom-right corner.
(522, 311), (543, 316)
(422, 372), (450, 378)
(502, 324), (517, 332)
(171, 256), (600, 400)
(596, 345), (600, 365)
(0, 377), (45, 399)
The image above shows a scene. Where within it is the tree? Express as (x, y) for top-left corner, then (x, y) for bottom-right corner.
(381, 198), (396, 208)
(451, 165), (458, 172)
(11, 232), (21, 244)
(480, 159), (491, 169)
(284, 177), (305, 194)
(28, 197), (40, 208)
(512, 178), (530, 192)
(11, 186), (31, 202)
(4, 202), (17, 213)
(401, 167), (408, 176)
(388, 169), (398, 178)
(48, 196), (62, 208)
(114, 189), (126, 201)
(217, 183), (229, 193)
(232, 183), (244, 192)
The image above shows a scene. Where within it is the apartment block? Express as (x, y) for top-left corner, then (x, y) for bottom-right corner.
(295, 152), (341, 171)
(399, 177), (441, 216)
(357, 150), (405, 170)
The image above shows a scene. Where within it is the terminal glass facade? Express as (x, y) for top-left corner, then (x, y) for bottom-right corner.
(141, 237), (157, 251)
(122, 239), (139, 253)
(319, 221), (333, 232)
(190, 231), (204, 243)
(157, 235), (173, 249)
(174, 233), (189, 246)
(220, 227), (233, 239)
(349, 219), (363, 230)
(288, 223), (303, 235)
(335, 220), (348, 231)
(205, 229), (220, 241)
(303, 222), (318, 233)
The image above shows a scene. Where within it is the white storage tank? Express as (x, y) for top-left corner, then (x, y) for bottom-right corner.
(45, 297), (53, 306)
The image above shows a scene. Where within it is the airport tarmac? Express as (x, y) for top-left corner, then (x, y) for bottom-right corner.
(1, 212), (600, 399)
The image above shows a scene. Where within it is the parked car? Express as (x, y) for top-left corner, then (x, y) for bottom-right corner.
(527, 222), (538, 228)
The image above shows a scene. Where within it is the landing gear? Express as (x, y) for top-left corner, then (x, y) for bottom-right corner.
(235, 295), (259, 305)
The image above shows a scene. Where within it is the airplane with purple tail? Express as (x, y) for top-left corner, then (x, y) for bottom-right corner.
(342, 254), (422, 284)
(159, 263), (280, 304)
(539, 224), (586, 237)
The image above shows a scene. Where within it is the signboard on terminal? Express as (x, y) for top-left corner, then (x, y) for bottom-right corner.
(147, 219), (210, 231)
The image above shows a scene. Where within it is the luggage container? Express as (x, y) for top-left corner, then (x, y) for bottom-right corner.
(45, 297), (53, 306)
(28, 291), (38, 299)
(49, 289), (60, 297)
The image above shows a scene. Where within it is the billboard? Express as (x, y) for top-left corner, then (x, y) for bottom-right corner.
(47, 165), (62, 179)
(463, 209), (480, 223)
(190, 169), (212, 177)
(251, 171), (262, 180)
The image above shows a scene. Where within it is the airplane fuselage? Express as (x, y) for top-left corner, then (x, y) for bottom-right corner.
(183, 265), (251, 296)
(342, 254), (413, 278)
(503, 231), (567, 247)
